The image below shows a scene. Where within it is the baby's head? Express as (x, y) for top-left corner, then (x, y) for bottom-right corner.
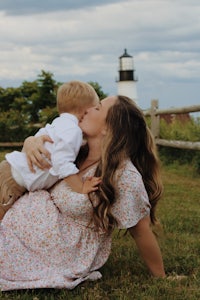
(57, 81), (99, 119)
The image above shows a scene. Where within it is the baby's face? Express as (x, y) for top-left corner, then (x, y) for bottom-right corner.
(79, 98), (100, 121)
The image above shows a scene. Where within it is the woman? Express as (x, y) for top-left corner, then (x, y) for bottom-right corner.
(0, 95), (165, 291)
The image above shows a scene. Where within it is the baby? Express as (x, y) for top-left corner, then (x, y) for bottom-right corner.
(0, 80), (100, 219)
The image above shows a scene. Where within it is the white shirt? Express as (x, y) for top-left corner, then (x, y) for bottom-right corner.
(6, 113), (82, 191)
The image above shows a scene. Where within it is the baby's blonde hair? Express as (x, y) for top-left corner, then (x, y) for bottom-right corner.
(57, 81), (99, 114)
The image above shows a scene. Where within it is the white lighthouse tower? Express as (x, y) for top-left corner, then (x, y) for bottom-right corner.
(117, 49), (138, 104)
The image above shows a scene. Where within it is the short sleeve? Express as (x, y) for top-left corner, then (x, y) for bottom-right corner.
(111, 160), (151, 229)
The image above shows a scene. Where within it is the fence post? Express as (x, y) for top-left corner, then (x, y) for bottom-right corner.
(150, 99), (160, 138)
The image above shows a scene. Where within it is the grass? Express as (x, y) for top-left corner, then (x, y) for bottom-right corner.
(0, 151), (200, 299)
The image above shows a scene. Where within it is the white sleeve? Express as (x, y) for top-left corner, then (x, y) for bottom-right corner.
(34, 126), (48, 136)
(49, 126), (83, 178)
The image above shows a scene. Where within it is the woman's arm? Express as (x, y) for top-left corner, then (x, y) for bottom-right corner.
(22, 135), (53, 172)
(128, 216), (166, 278)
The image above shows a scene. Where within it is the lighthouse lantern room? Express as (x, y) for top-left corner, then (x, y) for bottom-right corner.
(117, 49), (138, 104)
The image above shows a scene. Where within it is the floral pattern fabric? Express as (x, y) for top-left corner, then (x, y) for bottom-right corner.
(0, 159), (150, 291)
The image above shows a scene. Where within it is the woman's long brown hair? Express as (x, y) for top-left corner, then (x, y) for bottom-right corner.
(77, 95), (163, 233)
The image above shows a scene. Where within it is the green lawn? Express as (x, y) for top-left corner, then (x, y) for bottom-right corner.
(0, 152), (200, 300)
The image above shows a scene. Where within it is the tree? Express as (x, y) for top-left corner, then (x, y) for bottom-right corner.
(88, 81), (108, 100)
(29, 70), (58, 122)
(0, 72), (108, 142)
(0, 87), (22, 112)
(37, 70), (58, 107)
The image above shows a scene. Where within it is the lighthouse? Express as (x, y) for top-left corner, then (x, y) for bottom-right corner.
(117, 49), (138, 104)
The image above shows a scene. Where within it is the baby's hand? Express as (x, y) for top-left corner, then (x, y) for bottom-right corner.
(82, 176), (102, 194)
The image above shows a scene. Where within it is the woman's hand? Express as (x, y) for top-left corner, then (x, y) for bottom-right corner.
(22, 135), (53, 172)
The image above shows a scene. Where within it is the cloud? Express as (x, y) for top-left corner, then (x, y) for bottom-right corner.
(0, 0), (123, 15)
(0, 0), (200, 109)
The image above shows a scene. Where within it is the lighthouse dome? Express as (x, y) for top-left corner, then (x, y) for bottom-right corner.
(117, 49), (138, 104)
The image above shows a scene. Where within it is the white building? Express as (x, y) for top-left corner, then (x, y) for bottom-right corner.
(117, 49), (138, 104)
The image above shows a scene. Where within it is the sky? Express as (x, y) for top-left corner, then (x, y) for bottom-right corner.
(0, 0), (200, 110)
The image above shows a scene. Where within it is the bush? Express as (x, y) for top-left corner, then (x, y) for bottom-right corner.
(159, 117), (200, 174)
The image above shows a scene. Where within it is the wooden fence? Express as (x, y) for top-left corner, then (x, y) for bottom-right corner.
(144, 100), (200, 151)
(0, 100), (200, 151)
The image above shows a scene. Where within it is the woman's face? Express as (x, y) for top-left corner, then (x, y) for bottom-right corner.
(79, 96), (117, 137)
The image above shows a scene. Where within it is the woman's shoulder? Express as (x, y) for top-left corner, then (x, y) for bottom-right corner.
(117, 158), (141, 178)
(115, 159), (145, 192)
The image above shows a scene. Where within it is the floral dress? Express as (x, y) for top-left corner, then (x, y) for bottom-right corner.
(0, 160), (150, 291)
